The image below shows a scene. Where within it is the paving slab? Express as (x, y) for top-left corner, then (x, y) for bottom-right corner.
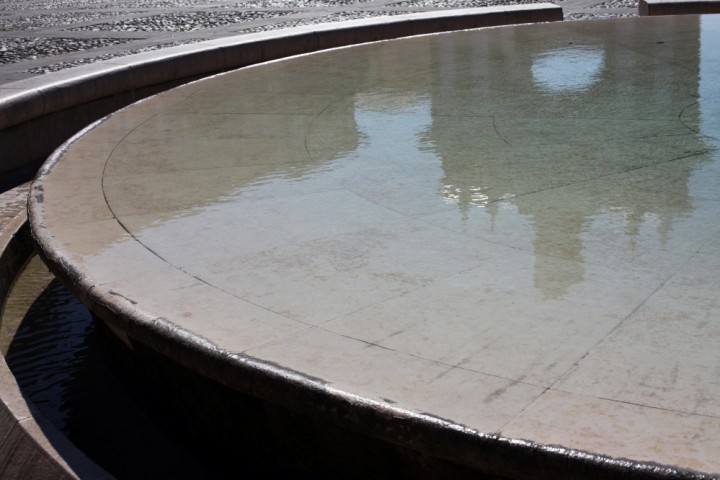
(28, 13), (720, 478)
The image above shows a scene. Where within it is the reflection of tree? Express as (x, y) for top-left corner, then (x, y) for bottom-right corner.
(423, 17), (706, 299)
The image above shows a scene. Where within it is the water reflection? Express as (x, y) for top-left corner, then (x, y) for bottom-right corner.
(423, 16), (712, 299)
(531, 46), (605, 94)
(94, 16), (720, 305)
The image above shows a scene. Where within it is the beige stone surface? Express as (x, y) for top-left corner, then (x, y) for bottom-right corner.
(30, 16), (720, 476)
(502, 390), (720, 474)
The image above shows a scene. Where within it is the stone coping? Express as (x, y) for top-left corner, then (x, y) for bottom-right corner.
(29, 136), (716, 479)
(29, 170), (713, 479)
(639, 0), (720, 14)
(0, 5), (562, 176)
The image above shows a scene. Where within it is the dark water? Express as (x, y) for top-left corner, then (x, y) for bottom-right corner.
(5, 277), (232, 479)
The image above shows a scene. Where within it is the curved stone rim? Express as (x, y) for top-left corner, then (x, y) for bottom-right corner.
(28, 136), (711, 478)
(24, 10), (717, 480)
(28, 134), (712, 478)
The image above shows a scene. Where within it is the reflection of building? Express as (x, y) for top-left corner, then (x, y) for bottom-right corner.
(102, 50), (372, 229)
(422, 17), (707, 299)
(103, 19), (713, 302)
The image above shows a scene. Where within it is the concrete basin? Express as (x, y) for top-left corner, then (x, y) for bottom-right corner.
(29, 15), (720, 479)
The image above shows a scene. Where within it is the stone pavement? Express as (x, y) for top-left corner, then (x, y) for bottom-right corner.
(0, 0), (636, 85)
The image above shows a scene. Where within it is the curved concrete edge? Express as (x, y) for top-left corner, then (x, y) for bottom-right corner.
(0, 5), (562, 176)
(0, 187), (111, 480)
(639, 0), (720, 15)
(28, 146), (715, 479)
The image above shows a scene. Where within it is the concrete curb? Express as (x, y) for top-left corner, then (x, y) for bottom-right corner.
(639, 0), (720, 15)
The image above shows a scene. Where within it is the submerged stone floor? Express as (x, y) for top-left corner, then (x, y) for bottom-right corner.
(0, 0), (635, 84)
(29, 14), (720, 476)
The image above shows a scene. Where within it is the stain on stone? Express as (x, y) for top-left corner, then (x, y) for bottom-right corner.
(108, 290), (137, 305)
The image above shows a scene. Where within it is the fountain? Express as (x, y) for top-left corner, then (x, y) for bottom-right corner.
(12, 12), (720, 479)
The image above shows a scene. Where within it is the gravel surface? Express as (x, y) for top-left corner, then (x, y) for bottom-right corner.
(0, 12), (127, 30)
(25, 38), (204, 73)
(68, 9), (292, 31)
(235, 0), (376, 6)
(591, 0), (637, 8)
(236, 10), (415, 32)
(0, 0), (108, 9)
(0, 37), (134, 64)
(390, 0), (542, 6)
(566, 11), (635, 18)
(74, 0), (223, 8)
(0, 0), (212, 9)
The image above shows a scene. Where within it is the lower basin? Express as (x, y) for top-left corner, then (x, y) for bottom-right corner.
(30, 14), (720, 478)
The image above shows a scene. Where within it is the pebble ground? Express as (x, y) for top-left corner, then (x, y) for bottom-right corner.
(0, 0), (636, 84)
